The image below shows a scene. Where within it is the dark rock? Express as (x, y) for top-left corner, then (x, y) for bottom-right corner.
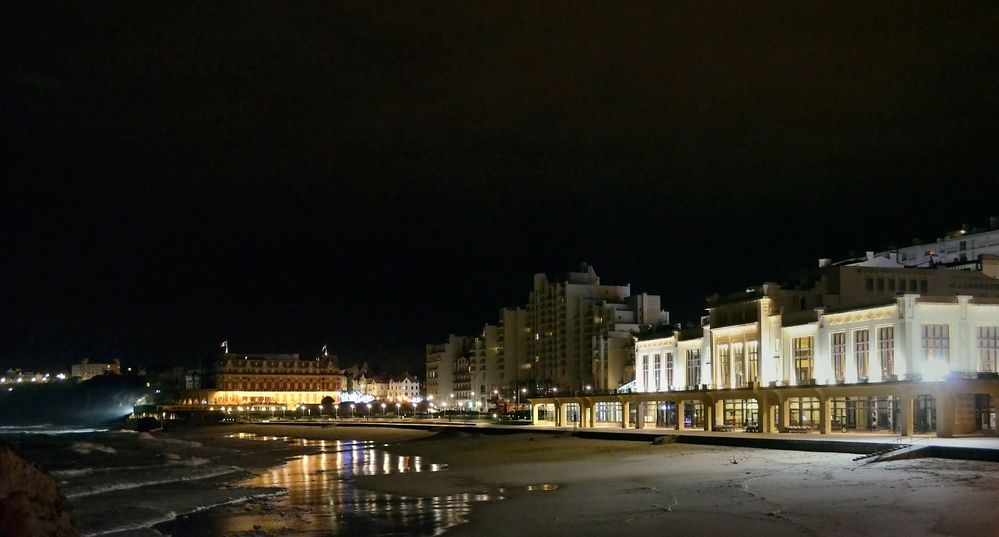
(0, 440), (79, 537)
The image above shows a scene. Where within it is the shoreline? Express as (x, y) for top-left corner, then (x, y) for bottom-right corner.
(178, 423), (999, 537)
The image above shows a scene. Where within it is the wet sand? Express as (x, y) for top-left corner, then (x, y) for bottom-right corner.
(177, 424), (999, 537)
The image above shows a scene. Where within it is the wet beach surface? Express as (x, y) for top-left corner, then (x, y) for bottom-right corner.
(5, 424), (999, 537)
(156, 433), (497, 537)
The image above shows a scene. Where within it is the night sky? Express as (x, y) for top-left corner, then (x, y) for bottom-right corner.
(5, 3), (999, 373)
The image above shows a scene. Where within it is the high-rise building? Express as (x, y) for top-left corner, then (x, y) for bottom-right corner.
(425, 264), (668, 408)
(528, 263), (668, 393)
(425, 335), (470, 406)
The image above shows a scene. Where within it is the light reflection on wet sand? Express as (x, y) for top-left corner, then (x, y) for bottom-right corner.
(159, 433), (495, 536)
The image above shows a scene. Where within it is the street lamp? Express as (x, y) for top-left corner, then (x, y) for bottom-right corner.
(381, 402), (387, 417)
(350, 404), (356, 418)
(366, 403), (372, 418)
(396, 402), (401, 417)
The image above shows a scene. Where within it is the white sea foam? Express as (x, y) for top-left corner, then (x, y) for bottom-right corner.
(67, 466), (241, 498)
(51, 468), (96, 478)
(0, 426), (109, 435)
(82, 510), (177, 537)
(137, 432), (202, 447)
(53, 463), (174, 479)
(166, 454), (210, 467)
(81, 491), (285, 537)
(71, 442), (117, 454)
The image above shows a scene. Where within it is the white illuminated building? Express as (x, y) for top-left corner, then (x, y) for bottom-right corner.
(530, 262), (999, 438)
(879, 220), (999, 268)
(387, 373), (421, 402)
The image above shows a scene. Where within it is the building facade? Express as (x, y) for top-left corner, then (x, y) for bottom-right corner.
(425, 335), (470, 405)
(387, 373), (421, 402)
(71, 361), (121, 381)
(212, 353), (346, 406)
(527, 264), (668, 393)
(531, 264), (999, 437)
(877, 220), (999, 268)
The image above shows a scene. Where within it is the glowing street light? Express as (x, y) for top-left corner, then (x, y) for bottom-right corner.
(381, 402), (387, 417)
(350, 404), (356, 418)
(366, 403), (372, 418)
(396, 402), (401, 416)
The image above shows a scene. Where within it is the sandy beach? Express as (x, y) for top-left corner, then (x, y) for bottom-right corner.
(172, 424), (999, 537)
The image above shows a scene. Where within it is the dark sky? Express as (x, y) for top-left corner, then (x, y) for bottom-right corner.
(5, 3), (999, 373)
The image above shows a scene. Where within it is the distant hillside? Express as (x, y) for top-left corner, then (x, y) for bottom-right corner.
(0, 376), (147, 426)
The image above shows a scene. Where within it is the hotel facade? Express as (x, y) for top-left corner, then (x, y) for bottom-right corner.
(529, 257), (999, 437)
(175, 352), (347, 408)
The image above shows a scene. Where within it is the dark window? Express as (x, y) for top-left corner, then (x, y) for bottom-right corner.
(899, 280), (906, 291)
(888, 279), (895, 291)
(877, 279), (885, 291)
(920, 280), (928, 293)
(866, 278), (874, 291)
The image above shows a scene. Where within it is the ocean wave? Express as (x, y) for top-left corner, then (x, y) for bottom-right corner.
(71, 442), (117, 455)
(0, 423), (54, 429)
(82, 491), (286, 537)
(165, 453), (210, 467)
(67, 466), (242, 499)
(0, 426), (110, 435)
(137, 432), (202, 448)
(51, 468), (96, 478)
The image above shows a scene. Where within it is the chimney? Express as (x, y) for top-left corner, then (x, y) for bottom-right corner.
(818, 258), (832, 268)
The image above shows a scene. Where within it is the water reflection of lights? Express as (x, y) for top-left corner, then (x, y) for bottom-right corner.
(217, 433), (497, 536)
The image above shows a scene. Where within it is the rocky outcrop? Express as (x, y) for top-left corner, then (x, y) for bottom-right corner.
(0, 440), (79, 537)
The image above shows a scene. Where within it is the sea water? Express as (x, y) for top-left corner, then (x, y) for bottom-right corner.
(2, 427), (496, 536)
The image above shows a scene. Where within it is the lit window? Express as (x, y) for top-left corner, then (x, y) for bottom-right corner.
(923, 324), (950, 362)
(878, 327), (895, 376)
(854, 330), (870, 380)
(978, 326), (999, 373)
(831, 332), (846, 382)
(793, 337), (814, 383)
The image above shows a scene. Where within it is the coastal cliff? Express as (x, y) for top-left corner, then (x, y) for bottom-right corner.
(0, 440), (79, 537)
